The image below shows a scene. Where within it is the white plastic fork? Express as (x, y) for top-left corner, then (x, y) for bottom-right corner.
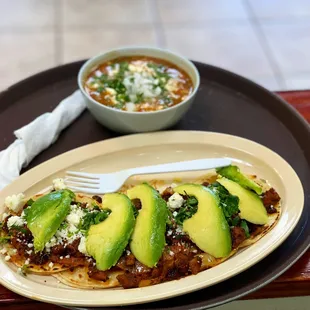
(64, 158), (232, 194)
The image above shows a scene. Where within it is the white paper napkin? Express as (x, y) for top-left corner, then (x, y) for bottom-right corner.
(0, 90), (86, 190)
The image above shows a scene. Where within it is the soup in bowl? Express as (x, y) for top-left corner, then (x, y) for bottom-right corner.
(78, 47), (200, 133)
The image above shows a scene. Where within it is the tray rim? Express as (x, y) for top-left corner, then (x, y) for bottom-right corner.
(0, 60), (309, 310)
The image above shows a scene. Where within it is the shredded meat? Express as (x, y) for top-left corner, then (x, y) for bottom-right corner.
(50, 255), (86, 267)
(116, 239), (200, 288)
(65, 238), (80, 256)
(88, 265), (108, 281)
(231, 226), (246, 249)
(2, 215), (11, 233)
(117, 271), (141, 289)
(201, 181), (209, 187)
(92, 195), (102, 204)
(125, 253), (136, 266)
(161, 187), (174, 201)
(189, 256), (202, 275)
(30, 253), (50, 265)
(131, 199), (142, 210)
(262, 188), (280, 214)
(51, 244), (66, 256)
(248, 223), (264, 237)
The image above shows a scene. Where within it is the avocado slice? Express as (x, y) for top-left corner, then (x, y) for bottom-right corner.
(127, 183), (167, 268)
(86, 193), (135, 271)
(26, 189), (75, 252)
(174, 184), (231, 258)
(218, 178), (268, 225)
(216, 165), (263, 195)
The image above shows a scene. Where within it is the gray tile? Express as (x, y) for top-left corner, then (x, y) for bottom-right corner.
(163, 23), (274, 79)
(63, 27), (158, 63)
(63, 0), (153, 27)
(0, 33), (55, 91)
(248, 0), (310, 19)
(156, 0), (248, 23)
(261, 23), (310, 74)
(284, 73), (310, 90)
(0, 0), (55, 29)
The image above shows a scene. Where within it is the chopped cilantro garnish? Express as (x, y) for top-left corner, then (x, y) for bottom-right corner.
(10, 225), (28, 234)
(92, 204), (100, 211)
(230, 215), (240, 227)
(97, 86), (104, 93)
(20, 264), (29, 276)
(26, 199), (34, 206)
(135, 93), (144, 104)
(174, 196), (198, 226)
(240, 220), (250, 238)
(79, 209), (111, 232)
(59, 221), (68, 231)
(208, 182), (239, 220)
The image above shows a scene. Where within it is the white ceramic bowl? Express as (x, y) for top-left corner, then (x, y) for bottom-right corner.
(78, 46), (200, 133)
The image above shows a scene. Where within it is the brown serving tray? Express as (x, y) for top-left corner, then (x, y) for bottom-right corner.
(0, 61), (309, 309)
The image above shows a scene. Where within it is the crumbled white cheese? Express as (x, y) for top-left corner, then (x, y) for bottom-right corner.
(25, 258), (30, 265)
(172, 211), (178, 217)
(7, 216), (26, 229)
(78, 236), (89, 256)
(168, 193), (184, 210)
(2, 213), (8, 221)
(66, 205), (84, 227)
(44, 203), (86, 252)
(169, 251), (174, 256)
(167, 230), (172, 236)
(65, 255), (70, 259)
(60, 256), (63, 260)
(27, 243), (33, 248)
(26, 250), (32, 255)
(4, 193), (25, 213)
(4, 255), (11, 261)
(52, 178), (66, 190)
(48, 262), (54, 269)
(12, 249), (17, 254)
(126, 250), (131, 255)
(0, 248), (7, 255)
(176, 226), (183, 234)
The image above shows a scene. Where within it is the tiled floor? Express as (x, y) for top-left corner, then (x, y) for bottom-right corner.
(0, 0), (310, 92)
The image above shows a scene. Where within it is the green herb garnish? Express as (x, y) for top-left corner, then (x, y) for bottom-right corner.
(208, 182), (239, 220)
(10, 225), (28, 234)
(20, 264), (29, 276)
(240, 220), (250, 238)
(26, 199), (35, 206)
(79, 209), (111, 232)
(174, 196), (198, 226)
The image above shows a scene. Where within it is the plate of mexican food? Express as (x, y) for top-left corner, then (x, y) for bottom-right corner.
(0, 131), (304, 307)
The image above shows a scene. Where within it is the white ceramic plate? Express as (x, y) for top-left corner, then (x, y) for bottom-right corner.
(0, 131), (304, 307)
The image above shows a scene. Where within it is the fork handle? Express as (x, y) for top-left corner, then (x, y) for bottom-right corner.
(127, 158), (231, 176)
